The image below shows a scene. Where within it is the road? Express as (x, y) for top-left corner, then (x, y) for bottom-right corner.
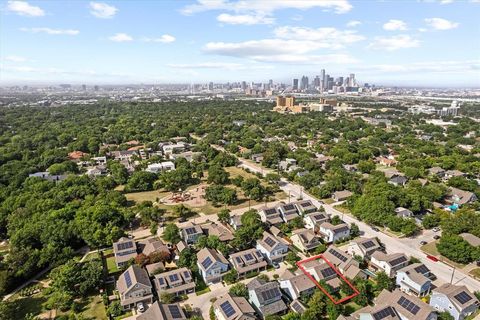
(233, 154), (480, 292)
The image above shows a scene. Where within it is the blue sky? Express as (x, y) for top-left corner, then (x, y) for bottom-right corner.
(0, 0), (479, 86)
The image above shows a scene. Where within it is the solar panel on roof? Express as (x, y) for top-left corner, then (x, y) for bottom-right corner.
(169, 273), (180, 282)
(265, 208), (277, 215)
(125, 271), (132, 287)
(185, 227), (197, 235)
(414, 264), (429, 274)
(183, 271), (191, 279)
(390, 256), (407, 266)
(320, 267), (336, 279)
(168, 304), (182, 319)
(244, 253), (254, 261)
(283, 204), (295, 211)
(255, 250), (263, 259)
(301, 201), (312, 207)
(235, 256), (243, 265)
(220, 301), (236, 317)
(264, 237), (276, 247)
(261, 288), (280, 301)
(373, 306), (396, 320)
(291, 301), (304, 313)
(362, 240), (375, 249)
(454, 291), (472, 304)
(314, 214), (325, 220)
(158, 277), (165, 286)
(398, 296), (420, 315)
(201, 256), (213, 269)
(329, 248), (348, 262)
(117, 241), (133, 251)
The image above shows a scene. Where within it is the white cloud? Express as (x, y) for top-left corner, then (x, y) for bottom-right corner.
(291, 14), (303, 21)
(142, 34), (176, 43)
(167, 62), (273, 70)
(217, 13), (274, 25)
(273, 26), (365, 47)
(20, 27), (80, 35)
(4, 55), (27, 62)
(203, 38), (358, 64)
(6, 1), (44, 17)
(109, 33), (133, 42)
(89, 2), (118, 19)
(440, 0), (454, 3)
(362, 59), (479, 73)
(383, 19), (408, 31)
(346, 20), (361, 27)
(182, 0), (352, 15)
(368, 34), (420, 51)
(425, 18), (459, 30)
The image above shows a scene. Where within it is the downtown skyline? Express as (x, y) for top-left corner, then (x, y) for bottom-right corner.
(0, 0), (479, 87)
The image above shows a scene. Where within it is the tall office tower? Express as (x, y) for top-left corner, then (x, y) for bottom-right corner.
(337, 77), (344, 86)
(82, 84), (86, 91)
(241, 81), (247, 90)
(320, 80), (325, 92)
(292, 78), (299, 90)
(250, 81), (255, 89)
(269, 79), (273, 89)
(343, 77), (350, 87)
(208, 82), (214, 91)
(300, 76), (309, 90)
(349, 73), (356, 87)
(94, 85), (99, 91)
(314, 76), (320, 88)
(320, 69), (326, 92)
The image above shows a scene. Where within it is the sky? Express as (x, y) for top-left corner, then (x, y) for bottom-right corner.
(0, 0), (479, 87)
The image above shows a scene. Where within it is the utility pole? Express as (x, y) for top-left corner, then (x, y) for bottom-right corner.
(450, 266), (456, 284)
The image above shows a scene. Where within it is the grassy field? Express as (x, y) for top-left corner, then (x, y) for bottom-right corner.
(12, 293), (48, 320)
(104, 249), (120, 274)
(81, 295), (108, 320)
(125, 190), (170, 203)
(470, 268), (480, 279)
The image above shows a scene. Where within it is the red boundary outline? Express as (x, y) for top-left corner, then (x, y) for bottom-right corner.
(296, 254), (359, 304)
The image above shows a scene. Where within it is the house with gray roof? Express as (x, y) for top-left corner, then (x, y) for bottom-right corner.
(134, 302), (187, 320)
(213, 293), (256, 320)
(196, 248), (229, 284)
(180, 223), (203, 244)
(290, 228), (321, 253)
(277, 203), (299, 223)
(319, 222), (350, 243)
(247, 278), (287, 318)
(347, 237), (382, 259)
(258, 206), (284, 225)
(459, 233), (480, 247)
(279, 270), (316, 301)
(303, 212), (329, 233)
(113, 237), (138, 268)
(396, 263), (433, 297)
(289, 300), (307, 315)
(447, 187), (478, 206)
(332, 190), (353, 202)
(256, 231), (289, 264)
(370, 252), (409, 277)
(430, 284), (479, 320)
(293, 200), (317, 215)
(153, 267), (195, 297)
(229, 248), (268, 279)
(201, 221), (234, 242)
(116, 265), (153, 311)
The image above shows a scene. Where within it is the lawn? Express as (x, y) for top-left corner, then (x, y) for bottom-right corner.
(470, 268), (480, 279)
(125, 190), (170, 204)
(343, 302), (363, 315)
(81, 295), (108, 320)
(104, 249), (119, 274)
(322, 198), (335, 205)
(12, 294), (48, 320)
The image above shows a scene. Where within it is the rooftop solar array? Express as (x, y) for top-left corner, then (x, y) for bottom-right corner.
(373, 306), (396, 320)
(158, 277), (165, 285)
(454, 291), (472, 304)
(220, 301), (236, 317)
(265, 208), (278, 215)
(183, 271), (191, 279)
(362, 240), (376, 249)
(320, 267), (337, 278)
(335, 225), (350, 233)
(291, 301), (304, 313)
(244, 253), (254, 261)
(260, 288), (280, 301)
(314, 214), (326, 220)
(255, 250), (263, 259)
(185, 227), (198, 235)
(390, 256), (407, 266)
(117, 241), (134, 251)
(201, 256), (213, 269)
(414, 264), (429, 274)
(283, 204), (296, 211)
(169, 274), (180, 282)
(235, 256), (243, 265)
(168, 304), (182, 319)
(264, 236), (276, 247)
(125, 271), (132, 287)
(398, 296), (420, 315)
(300, 201), (313, 208)
(329, 248), (348, 262)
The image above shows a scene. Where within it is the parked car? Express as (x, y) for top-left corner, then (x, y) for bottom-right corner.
(427, 255), (439, 262)
(420, 241), (428, 245)
(432, 227), (440, 232)
(272, 262), (280, 269)
(137, 302), (145, 313)
(433, 235), (440, 240)
(372, 227), (380, 232)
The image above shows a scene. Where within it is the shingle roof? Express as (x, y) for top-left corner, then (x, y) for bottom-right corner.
(434, 283), (479, 311)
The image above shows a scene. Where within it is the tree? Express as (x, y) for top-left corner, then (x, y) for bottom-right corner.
(177, 247), (197, 270)
(241, 178), (266, 201)
(375, 271), (394, 292)
(422, 214), (441, 229)
(173, 204), (194, 221)
(438, 311), (454, 320)
(207, 165), (229, 185)
(232, 210), (264, 250)
(285, 252), (300, 266)
(350, 223), (360, 238)
(223, 269), (238, 284)
(162, 223), (181, 244)
(149, 251), (170, 263)
(217, 209), (231, 224)
(125, 171), (157, 192)
(358, 160), (376, 174)
(107, 301), (122, 317)
(0, 301), (19, 320)
(437, 234), (479, 264)
(331, 215), (343, 226)
(160, 292), (175, 303)
(229, 283), (248, 298)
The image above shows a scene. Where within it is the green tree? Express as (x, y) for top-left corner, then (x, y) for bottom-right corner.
(207, 165), (229, 185)
(229, 283), (248, 298)
(375, 271), (394, 292)
(162, 223), (181, 244)
(217, 209), (231, 224)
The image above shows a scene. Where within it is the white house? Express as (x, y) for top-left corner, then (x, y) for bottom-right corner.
(319, 222), (350, 243)
(256, 232), (288, 264)
(430, 284), (479, 320)
(370, 252), (409, 277)
(145, 161), (175, 173)
(396, 263), (432, 297)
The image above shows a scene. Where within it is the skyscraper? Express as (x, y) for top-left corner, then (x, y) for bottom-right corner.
(349, 73), (356, 87)
(292, 78), (299, 90)
(314, 76), (320, 88)
(320, 69), (326, 92)
(300, 76), (309, 90)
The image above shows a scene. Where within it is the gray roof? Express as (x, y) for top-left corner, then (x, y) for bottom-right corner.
(117, 265), (152, 296)
(137, 302), (187, 320)
(434, 283), (479, 311)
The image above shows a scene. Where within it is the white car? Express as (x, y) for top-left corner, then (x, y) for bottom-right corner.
(432, 227), (440, 232)
(137, 302), (145, 313)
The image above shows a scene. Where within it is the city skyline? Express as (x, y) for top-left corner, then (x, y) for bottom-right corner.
(1, 0), (479, 87)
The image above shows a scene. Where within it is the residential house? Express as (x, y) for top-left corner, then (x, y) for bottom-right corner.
(229, 248), (268, 279)
(332, 190), (353, 202)
(256, 231), (289, 264)
(116, 265), (153, 311)
(247, 278), (287, 318)
(145, 161), (175, 173)
(213, 293), (256, 320)
(447, 187), (478, 206)
(180, 223), (203, 244)
(351, 289), (437, 320)
(389, 174), (408, 187)
(302, 260), (342, 293)
(290, 228), (322, 252)
(162, 142), (188, 156)
(347, 237), (382, 260)
(196, 248), (229, 284)
(258, 206), (284, 225)
(251, 154), (264, 163)
(169, 151), (201, 163)
(395, 207), (414, 218)
(229, 215), (243, 230)
(138, 238), (170, 258)
(153, 267), (195, 297)
(370, 252), (409, 277)
(28, 171), (68, 183)
(459, 233), (480, 247)
(279, 158), (297, 171)
(135, 302), (187, 320)
(279, 270), (317, 301)
(277, 203), (299, 223)
(294, 200), (317, 215)
(319, 222), (350, 243)
(396, 263), (433, 297)
(86, 165), (107, 177)
(322, 246), (366, 280)
(303, 212), (329, 233)
(113, 237), (138, 268)
(289, 300), (307, 315)
(201, 221), (234, 242)
(430, 284), (479, 320)
(377, 156), (397, 167)
(145, 262), (165, 277)
(429, 167), (446, 178)
(444, 170), (466, 180)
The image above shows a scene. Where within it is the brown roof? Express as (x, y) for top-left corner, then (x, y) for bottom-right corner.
(375, 289), (434, 320)
(434, 283), (479, 310)
(117, 265), (152, 296)
(202, 222), (234, 242)
(214, 293), (256, 320)
(281, 270), (316, 295)
(197, 247), (228, 270)
(68, 150), (88, 160)
(139, 238), (170, 256)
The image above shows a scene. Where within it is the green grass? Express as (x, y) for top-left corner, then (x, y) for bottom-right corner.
(104, 250), (120, 274)
(343, 302), (363, 315)
(470, 268), (480, 279)
(12, 294), (48, 320)
(195, 287), (211, 296)
(124, 190), (170, 203)
(420, 241), (465, 269)
(81, 295), (108, 320)
(322, 198), (335, 204)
